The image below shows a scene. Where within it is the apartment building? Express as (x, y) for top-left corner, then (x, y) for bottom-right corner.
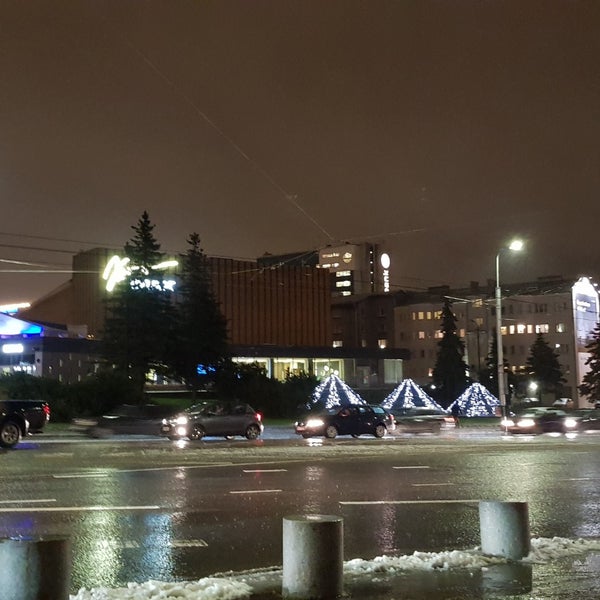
(394, 277), (599, 405)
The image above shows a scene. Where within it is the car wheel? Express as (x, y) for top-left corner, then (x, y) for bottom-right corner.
(374, 424), (387, 438)
(0, 420), (21, 448)
(245, 424), (261, 440)
(89, 426), (112, 439)
(189, 425), (205, 441)
(324, 425), (338, 439)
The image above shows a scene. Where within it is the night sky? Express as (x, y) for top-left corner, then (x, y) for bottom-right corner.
(1, 1), (599, 305)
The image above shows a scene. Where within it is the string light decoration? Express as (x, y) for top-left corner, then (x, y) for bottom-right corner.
(310, 374), (367, 409)
(380, 378), (444, 412)
(448, 383), (500, 417)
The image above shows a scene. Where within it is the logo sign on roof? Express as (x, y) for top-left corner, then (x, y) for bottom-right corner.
(103, 255), (178, 292)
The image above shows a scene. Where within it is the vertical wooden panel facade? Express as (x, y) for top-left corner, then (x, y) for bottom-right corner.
(208, 257), (331, 347)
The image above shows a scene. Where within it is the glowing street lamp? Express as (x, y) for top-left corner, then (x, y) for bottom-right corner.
(496, 239), (524, 417)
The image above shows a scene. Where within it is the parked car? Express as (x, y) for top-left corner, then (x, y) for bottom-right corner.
(500, 407), (577, 435)
(391, 407), (454, 434)
(552, 397), (574, 410)
(294, 405), (394, 439)
(160, 401), (264, 441)
(73, 404), (178, 438)
(0, 399), (51, 448)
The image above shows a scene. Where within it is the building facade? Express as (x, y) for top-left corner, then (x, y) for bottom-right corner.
(11, 248), (407, 389)
(393, 276), (600, 406)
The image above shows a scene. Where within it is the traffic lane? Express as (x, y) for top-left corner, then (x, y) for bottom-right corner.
(2, 438), (600, 591)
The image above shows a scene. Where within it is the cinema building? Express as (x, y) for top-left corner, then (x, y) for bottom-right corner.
(4, 247), (408, 389)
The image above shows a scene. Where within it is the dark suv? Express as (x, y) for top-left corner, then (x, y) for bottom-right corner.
(160, 401), (264, 441)
(295, 405), (394, 439)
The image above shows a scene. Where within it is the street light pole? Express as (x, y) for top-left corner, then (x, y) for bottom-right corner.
(495, 252), (506, 418)
(495, 240), (524, 418)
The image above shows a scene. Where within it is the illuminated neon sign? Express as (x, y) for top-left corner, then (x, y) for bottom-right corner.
(380, 253), (391, 293)
(103, 255), (178, 292)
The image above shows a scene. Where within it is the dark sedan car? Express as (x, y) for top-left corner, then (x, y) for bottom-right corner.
(73, 404), (178, 438)
(160, 401), (264, 441)
(565, 409), (600, 433)
(500, 407), (578, 435)
(295, 405), (394, 439)
(391, 407), (455, 434)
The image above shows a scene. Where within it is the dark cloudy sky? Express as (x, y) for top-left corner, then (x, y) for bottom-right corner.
(1, 0), (599, 305)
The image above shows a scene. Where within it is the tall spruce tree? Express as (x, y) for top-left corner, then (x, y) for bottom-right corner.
(578, 321), (600, 405)
(431, 298), (469, 407)
(526, 333), (565, 394)
(171, 233), (229, 394)
(479, 330), (514, 400)
(102, 211), (175, 400)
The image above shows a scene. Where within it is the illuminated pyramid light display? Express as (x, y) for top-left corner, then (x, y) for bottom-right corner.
(449, 382), (500, 417)
(380, 378), (445, 412)
(310, 374), (367, 409)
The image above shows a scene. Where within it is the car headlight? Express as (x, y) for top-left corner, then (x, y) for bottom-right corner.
(176, 416), (188, 425)
(500, 418), (514, 427)
(305, 418), (325, 428)
(517, 418), (536, 428)
(564, 418), (578, 429)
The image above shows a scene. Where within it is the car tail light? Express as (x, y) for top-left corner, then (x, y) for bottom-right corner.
(43, 404), (51, 419)
(256, 412), (262, 422)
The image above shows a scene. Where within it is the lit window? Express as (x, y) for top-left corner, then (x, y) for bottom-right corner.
(556, 323), (566, 333)
(418, 331), (426, 339)
(527, 324), (533, 334)
(335, 280), (351, 288)
(535, 324), (549, 334)
(459, 328), (466, 337)
(336, 270), (351, 277)
(434, 330), (443, 339)
(509, 325), (515, 334)
(517, 324), (526, 334)
(378, 339), (387, 349)
(426, 311), (432, 320)
(332, 340), (343, 348)
(418, 312), (425, 320)
(500, 326), (507, 336)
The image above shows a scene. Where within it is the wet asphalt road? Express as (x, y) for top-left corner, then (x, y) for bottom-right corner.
(1, 426), (600, 597)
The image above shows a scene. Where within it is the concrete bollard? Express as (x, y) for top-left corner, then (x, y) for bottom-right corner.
(479, 501), (530, 560)
(282, 514), (343, 599)
(0, 536), (71, 600)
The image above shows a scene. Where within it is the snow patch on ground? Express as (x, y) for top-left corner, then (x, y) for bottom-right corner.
(71, 536), (600, 600)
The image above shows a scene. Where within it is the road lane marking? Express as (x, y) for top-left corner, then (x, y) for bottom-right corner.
(0, 499), (56, 504)
(96, 539), (209, 549)
(170, 540), (209, 547)
(0, 505), (161, 513)
(392, 466), (430, 469)
(53, 473), (109, 479)
(242, 469), (287, 473)
(411, 483), (455, 487)
(340, 499), (479, 505)
(229, 489), (282, 494)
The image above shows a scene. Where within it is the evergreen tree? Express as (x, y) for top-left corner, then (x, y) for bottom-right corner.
(479, 330), (514, 400)
(171, 232), (230, 394)
(102, 211), (175, 400)
(526, 333), (565, 394)
(578, 321), (600, 405)
(431, 298), (470, 407)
